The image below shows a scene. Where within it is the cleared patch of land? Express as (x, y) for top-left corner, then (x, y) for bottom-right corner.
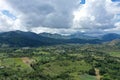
(95, 68), (101, 80)
(21, 57), (33, 66)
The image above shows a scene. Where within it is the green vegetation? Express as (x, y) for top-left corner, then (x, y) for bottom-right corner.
(110, 52), (120, 57)
(0, 43), (120, 80)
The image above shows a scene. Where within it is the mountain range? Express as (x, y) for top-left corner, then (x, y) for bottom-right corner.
(0, 30), (120, 47)
(39, 32), (96, 39)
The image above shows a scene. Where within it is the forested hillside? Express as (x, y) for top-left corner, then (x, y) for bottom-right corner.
(0, 41), (120, 80)
(0, 31), (120, 47)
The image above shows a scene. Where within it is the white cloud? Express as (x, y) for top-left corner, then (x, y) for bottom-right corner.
(72, 0), (119, 32)
(0, 12), (26, 32)
(0, 0), (120, 34)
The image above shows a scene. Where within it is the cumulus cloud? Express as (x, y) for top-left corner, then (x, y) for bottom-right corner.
(73, 0), (120, 34)
(0, 0), (120, 35)
(7, 0), (79, 29)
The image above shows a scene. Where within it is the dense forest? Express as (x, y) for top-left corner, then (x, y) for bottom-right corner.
(0, 40), (120, 80)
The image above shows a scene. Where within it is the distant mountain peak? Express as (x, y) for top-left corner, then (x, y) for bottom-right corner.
(0, 30), (120, 47)
(102, 33), (120, 41)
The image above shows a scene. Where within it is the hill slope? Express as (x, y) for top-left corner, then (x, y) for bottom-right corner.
(0, 31), (120, 47)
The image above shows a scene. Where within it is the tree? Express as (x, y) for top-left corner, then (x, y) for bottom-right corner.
(88, 68), (96, 75)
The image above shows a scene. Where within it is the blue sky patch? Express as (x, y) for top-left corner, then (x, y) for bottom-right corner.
(80, 0), (85, 4)
(2, 10), (16, 20)
(115, 14), (120, 21)
(112, 0), (120, 2)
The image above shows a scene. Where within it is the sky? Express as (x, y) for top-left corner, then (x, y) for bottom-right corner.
(0, 0), (120, 35)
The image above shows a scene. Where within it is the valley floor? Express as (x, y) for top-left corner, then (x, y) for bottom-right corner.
(0, 44), (120, 80)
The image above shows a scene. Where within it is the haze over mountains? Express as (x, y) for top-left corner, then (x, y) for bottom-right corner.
(0, 30), (120, 47)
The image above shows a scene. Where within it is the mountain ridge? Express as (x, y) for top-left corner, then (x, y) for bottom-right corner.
(0, 30), (120, 47)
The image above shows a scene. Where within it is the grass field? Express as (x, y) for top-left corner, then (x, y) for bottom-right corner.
(40, 60), (92, 79)
(1, 58), (33, 72)
(80, 74), (97, 80)
(110, 51), (120, 57)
